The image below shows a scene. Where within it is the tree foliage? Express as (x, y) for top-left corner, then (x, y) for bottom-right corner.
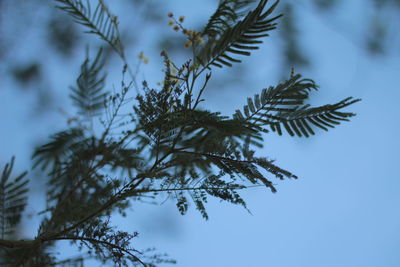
(198, 0), (282, 68)
(0, 0), (360, 265)
(0, 157), (28, 239)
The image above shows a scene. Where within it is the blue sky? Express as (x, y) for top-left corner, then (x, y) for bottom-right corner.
(1, 0), (399, 266)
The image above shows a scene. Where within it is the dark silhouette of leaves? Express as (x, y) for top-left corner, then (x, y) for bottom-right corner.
(0, 157), (28, 238)
(234, 73), (361, 137)
(54, 0), (124, 56)
(69, 48), (108, 118)
(198, 0), (282, 68)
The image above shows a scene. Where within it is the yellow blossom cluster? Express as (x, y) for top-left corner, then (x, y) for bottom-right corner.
(183, 29), (204, 48)
(167, 12), (184, 32)
(137, 52), (149, 64)
(166, 12), (204, 48)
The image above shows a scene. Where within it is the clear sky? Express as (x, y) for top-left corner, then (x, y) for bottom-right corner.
(1, 0), (399, 266)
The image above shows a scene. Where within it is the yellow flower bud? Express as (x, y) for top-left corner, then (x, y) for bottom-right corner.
(138, 52), (149, 64)
(184, 40), (192, 48)
(195, 35), (205, 45)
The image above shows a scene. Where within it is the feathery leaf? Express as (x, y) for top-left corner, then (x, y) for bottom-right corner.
(234, 73), (360, 136)
(202, 0), (255, 38)
(32, 128), (85, 170)
(0, 157), (28, 238)
(198, 0), (282, 68)
(54, 0), (124, 56)
(70, 48), (108, 118)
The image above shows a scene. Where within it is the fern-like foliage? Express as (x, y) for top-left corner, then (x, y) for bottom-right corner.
(32, 128), (85, 171)
(0, 157), (28, 238)
(197, 0), (281, 68)
(269, 97), (359, 137)
(202, 0), (255, 38)
(130, 105), (297, 219)
(54, 0), (124, 56)
(66, 217), (144, 265)
(70, 48), (108, 118)
(234, 73), (361, 137)
(1, 0), (361, 265)
(133, 54), (190, 150)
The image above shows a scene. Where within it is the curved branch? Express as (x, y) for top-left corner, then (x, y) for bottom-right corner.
(48, 235), (145, 266)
